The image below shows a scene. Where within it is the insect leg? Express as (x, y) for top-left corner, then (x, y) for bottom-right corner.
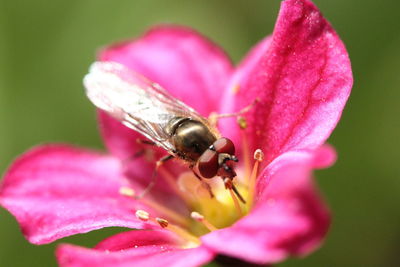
(137, 154), (174, 199)
(120, 149), (146, 167)
(121, 139), (157, 166)
(136, 139), (156, 146)
(189, 166), (215, 198)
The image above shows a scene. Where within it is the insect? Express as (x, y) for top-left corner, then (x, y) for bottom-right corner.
(84, 61), (244, 202)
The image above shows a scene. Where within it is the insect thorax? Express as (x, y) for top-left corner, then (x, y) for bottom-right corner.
(166, 117), (217, 162)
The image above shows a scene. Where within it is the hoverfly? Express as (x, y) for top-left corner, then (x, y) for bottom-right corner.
(84, 61), (244, 202)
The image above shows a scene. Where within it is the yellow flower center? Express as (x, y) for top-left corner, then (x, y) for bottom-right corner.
(177, 170), (248, 236)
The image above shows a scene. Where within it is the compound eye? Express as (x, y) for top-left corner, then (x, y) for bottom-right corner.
(213, 138), (235, 155)
(198, 149), (218, 178)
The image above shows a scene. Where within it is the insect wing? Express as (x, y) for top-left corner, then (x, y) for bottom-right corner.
(83, 61), (208, 151)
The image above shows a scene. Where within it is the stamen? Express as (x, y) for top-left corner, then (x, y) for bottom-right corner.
(247, 149), (264, 209)
(135, 210), (150, 221)
(155, 217), (200, 245)
(224, 178), (243, 217)
(120, 186), (189, 226)
(135, 210), (200, 246)
(191, 211), (218, 232)
(208, 100), (257, 124)
(141, 198), (190, 227)
(238, 117), (251, 179)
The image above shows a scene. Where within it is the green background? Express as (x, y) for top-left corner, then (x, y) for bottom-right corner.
(1, 0), (399, 266)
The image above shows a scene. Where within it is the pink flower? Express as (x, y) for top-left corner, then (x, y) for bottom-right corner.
(0, 0), (352, 266)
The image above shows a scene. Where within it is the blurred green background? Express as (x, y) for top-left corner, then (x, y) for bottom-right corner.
(1, 0), (399, 266)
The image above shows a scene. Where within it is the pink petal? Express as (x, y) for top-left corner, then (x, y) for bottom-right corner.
(98, 25), (232, 160)
(201, 150), (330, 264)
(57, 230), (215, 267)
(220, 0), (353, 163)
(218, 35), (271, 148)
(312, 144), (337, 169)
(97, 110), (145, 160)
(57, 245), (213, 267)
(0, 145), (159, 244)
(100, 25), (232, 116)
(94, 230), (182, 251)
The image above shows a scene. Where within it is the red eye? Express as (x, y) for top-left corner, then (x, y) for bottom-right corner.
(213, 138), (235, 155)
(197, 149), (218, 178)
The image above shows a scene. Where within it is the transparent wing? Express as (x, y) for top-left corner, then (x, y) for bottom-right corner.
(83, 61), (215, 152)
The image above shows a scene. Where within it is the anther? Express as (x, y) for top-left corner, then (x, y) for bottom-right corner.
(231, 83), (240, 94)
(190, 211), (204, 221)
(254, 149), (264, 162)
(135, 210), (150, 221)
(119, 186), (135, 197)
(237, 116), (247, 130)
(191, 211), (218, 232)
(156, 218), (169, 228)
